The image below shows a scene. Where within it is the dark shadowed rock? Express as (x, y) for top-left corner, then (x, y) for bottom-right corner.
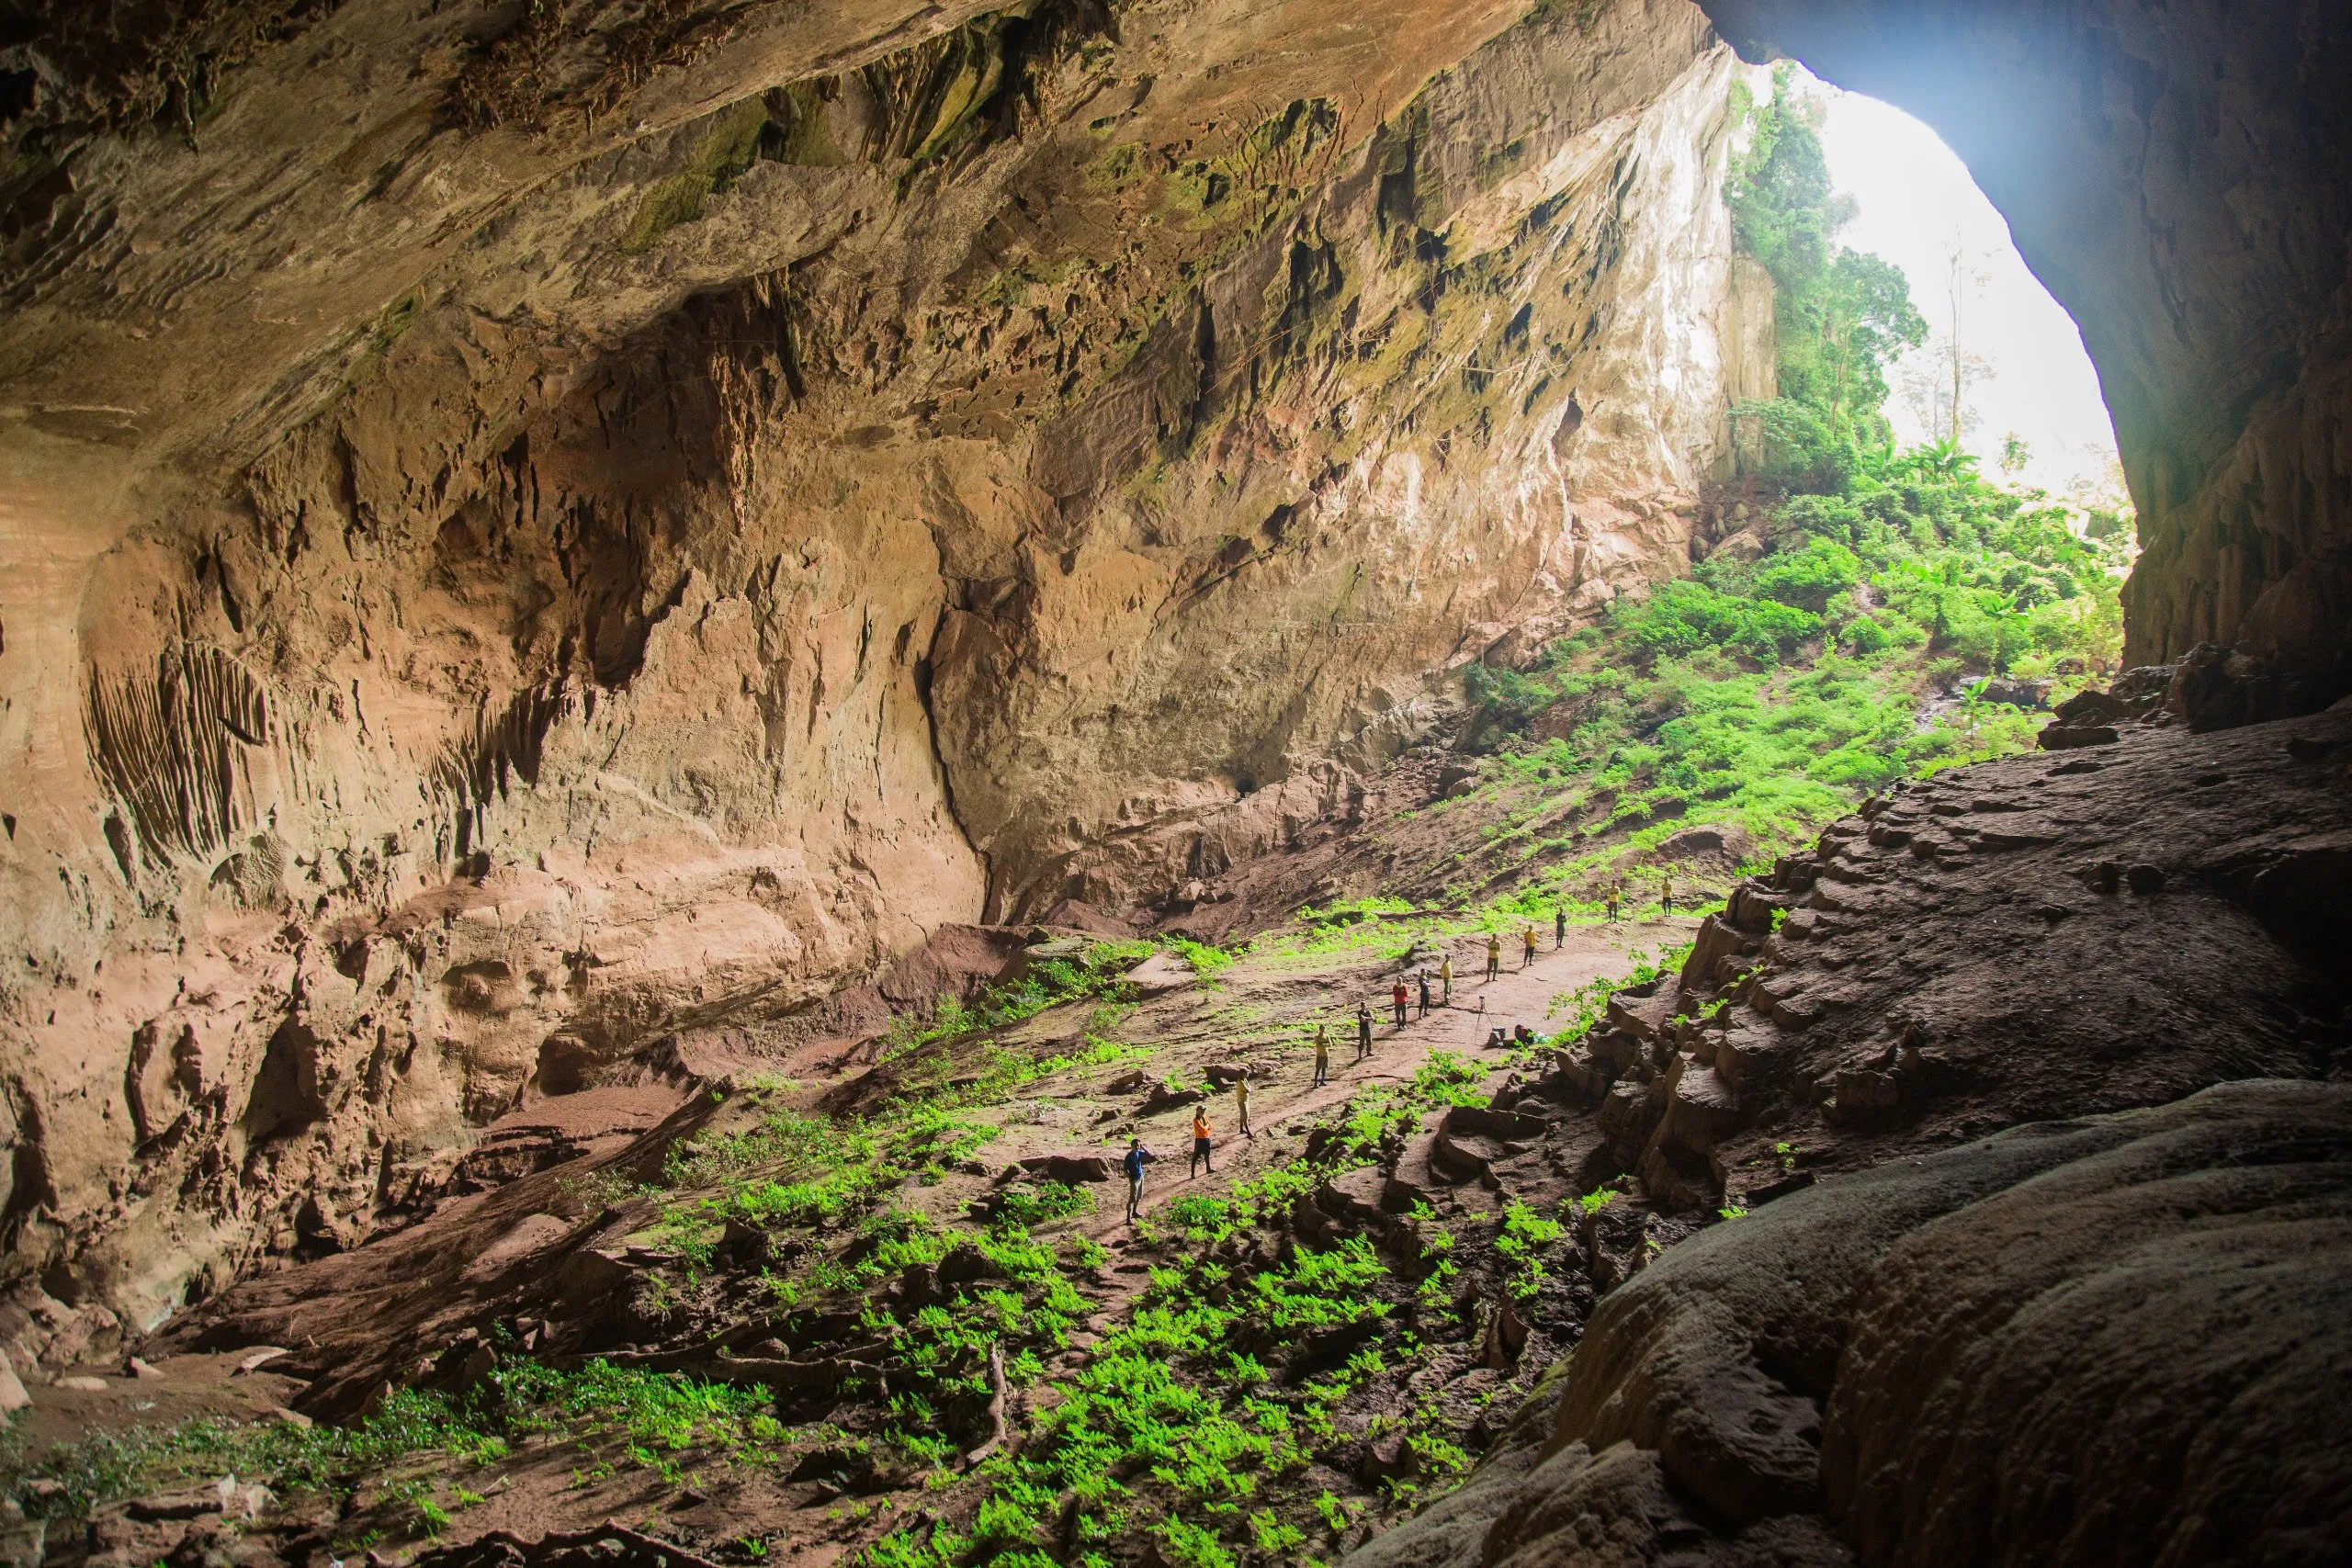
(1351, 1081), (2352, 1568)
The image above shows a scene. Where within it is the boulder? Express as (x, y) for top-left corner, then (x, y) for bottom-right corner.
(1597, 1077), (1660, 1155)
(1121, 953), (1198, 995)
(1971, 674), (2051, 708)
(1712, 526), (1767, 563)
(2165, 640), (2316, 732)
(2037, 720), (2120, 750)
(1015, 1154), (1114, 1184)
(1712, 1017), (1796, 1097)
(1577, 1196), (1658, 1294)
(937, 1243), (1012, 1290)
(1652, 1057), (1739, 1155)
(1428, 1104), (1552, 1187)
(1316, 1168), (1392, 1232)
(1374, 1082), (2352, 1567)
(1138, 1080), (1205, 1116)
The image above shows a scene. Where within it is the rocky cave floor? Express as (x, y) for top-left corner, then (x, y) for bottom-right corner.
(4, 695), (2349, 1568)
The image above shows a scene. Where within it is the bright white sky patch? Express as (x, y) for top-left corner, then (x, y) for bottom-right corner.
(1809, 77), (2120, 499)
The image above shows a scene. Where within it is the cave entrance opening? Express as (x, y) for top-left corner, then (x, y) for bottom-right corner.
(1480, 63), (2146, 901)
(1688, 63), (2137, 712)
(1807, 73), (2120, 504)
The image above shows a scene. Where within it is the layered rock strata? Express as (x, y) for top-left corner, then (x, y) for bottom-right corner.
(1348, 1079), (2352, 1568)
(1, 0), (1771, 1329)
(1506, 698), (2352, 1216)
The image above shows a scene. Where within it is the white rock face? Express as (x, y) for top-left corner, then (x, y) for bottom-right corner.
(0, 0), (1771, 1326)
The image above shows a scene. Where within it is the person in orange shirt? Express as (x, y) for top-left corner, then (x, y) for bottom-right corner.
(1190, 1106), (1215, 1178)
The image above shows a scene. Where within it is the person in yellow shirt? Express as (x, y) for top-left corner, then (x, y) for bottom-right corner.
(1521, 927), (1537, 969)
(1439, 953), (1453, 1004)
(1485, 931), (1502, 982)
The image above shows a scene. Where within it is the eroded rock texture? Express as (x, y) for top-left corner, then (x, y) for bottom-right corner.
(1696, 0), (2352, 702)
(1345, 698), (2352, 1568)
(1509, 701), (2352, 1216)
(1, 1), (1771, 1325)
(1353, 1079), (2352, 1568)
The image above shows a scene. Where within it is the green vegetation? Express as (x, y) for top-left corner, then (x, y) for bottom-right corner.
(1454, 457), (2127, 897)
(621, 98), (779, 254)
(1494, 1201), (1566, 1301)
(1443, 72), (2132, 905)
(1725, 65), (1926, 485)
(863, 1050), (1508, 1568)
(878, 940), (1154, 1065)
(1168, 936), (1238, 982)
(1, 1362), (786, 1545)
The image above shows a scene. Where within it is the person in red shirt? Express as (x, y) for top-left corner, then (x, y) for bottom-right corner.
(1391, 978), (1409, 1028)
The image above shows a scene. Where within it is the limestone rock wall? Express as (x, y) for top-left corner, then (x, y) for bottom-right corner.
(1348, 1080), (2352, 1568)
(0, 0), (1770, 1328)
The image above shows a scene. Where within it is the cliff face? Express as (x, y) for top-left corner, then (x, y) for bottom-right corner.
(1696, 0), (2352, 701)
(0, 0), (1770, 1324)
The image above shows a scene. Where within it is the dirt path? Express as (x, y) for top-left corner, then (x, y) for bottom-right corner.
(1040, 916), (1698, 1236)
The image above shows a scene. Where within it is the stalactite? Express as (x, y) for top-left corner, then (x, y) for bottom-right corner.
(81, 643), (277, 868)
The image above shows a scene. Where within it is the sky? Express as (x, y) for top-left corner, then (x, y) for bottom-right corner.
(1807, 77), (2123, 501)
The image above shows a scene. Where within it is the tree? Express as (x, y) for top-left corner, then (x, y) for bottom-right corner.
(1903, 240), (1997, 447)
(1999, 432), (2031, 477)
(1727, 67), (1855, 291)
(1724, 67), (1920, 494)
(1900, 336), (1994, 446)
(1803, 249), (1927, 438)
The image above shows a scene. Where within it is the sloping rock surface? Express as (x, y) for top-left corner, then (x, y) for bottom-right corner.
(1352, 1078), (2352, 1568)
(1502, 702), (2352, 1213)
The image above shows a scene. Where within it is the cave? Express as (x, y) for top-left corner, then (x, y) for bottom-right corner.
(0, 2), (2346, 1563)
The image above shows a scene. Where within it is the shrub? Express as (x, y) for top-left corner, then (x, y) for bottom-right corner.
(1751, 536), (1862, 613)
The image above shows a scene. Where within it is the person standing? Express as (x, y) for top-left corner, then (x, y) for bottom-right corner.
(1607, 879), (1622, 923)
(1660, 876), (1675, 918)
(1485, 931), (1502, 982)
(1123, 1136), (1148, 1221)
(1555, 902), (1566, 949)
(1235, 1076), (1253, 1140)
(1521, 926), (1538, 969)
(1391, 977), (1409, 1028)
(1440, 953), (1453, 1004)
(1313, 1022), (1330, 1087)
(1417, 970), (1432, 1018)
(1356, 1001), (1374, 1061)
(1190, 1107), (1215, 1178)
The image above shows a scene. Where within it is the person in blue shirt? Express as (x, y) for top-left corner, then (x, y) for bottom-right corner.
(1124, 1136), (1148, 1220)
